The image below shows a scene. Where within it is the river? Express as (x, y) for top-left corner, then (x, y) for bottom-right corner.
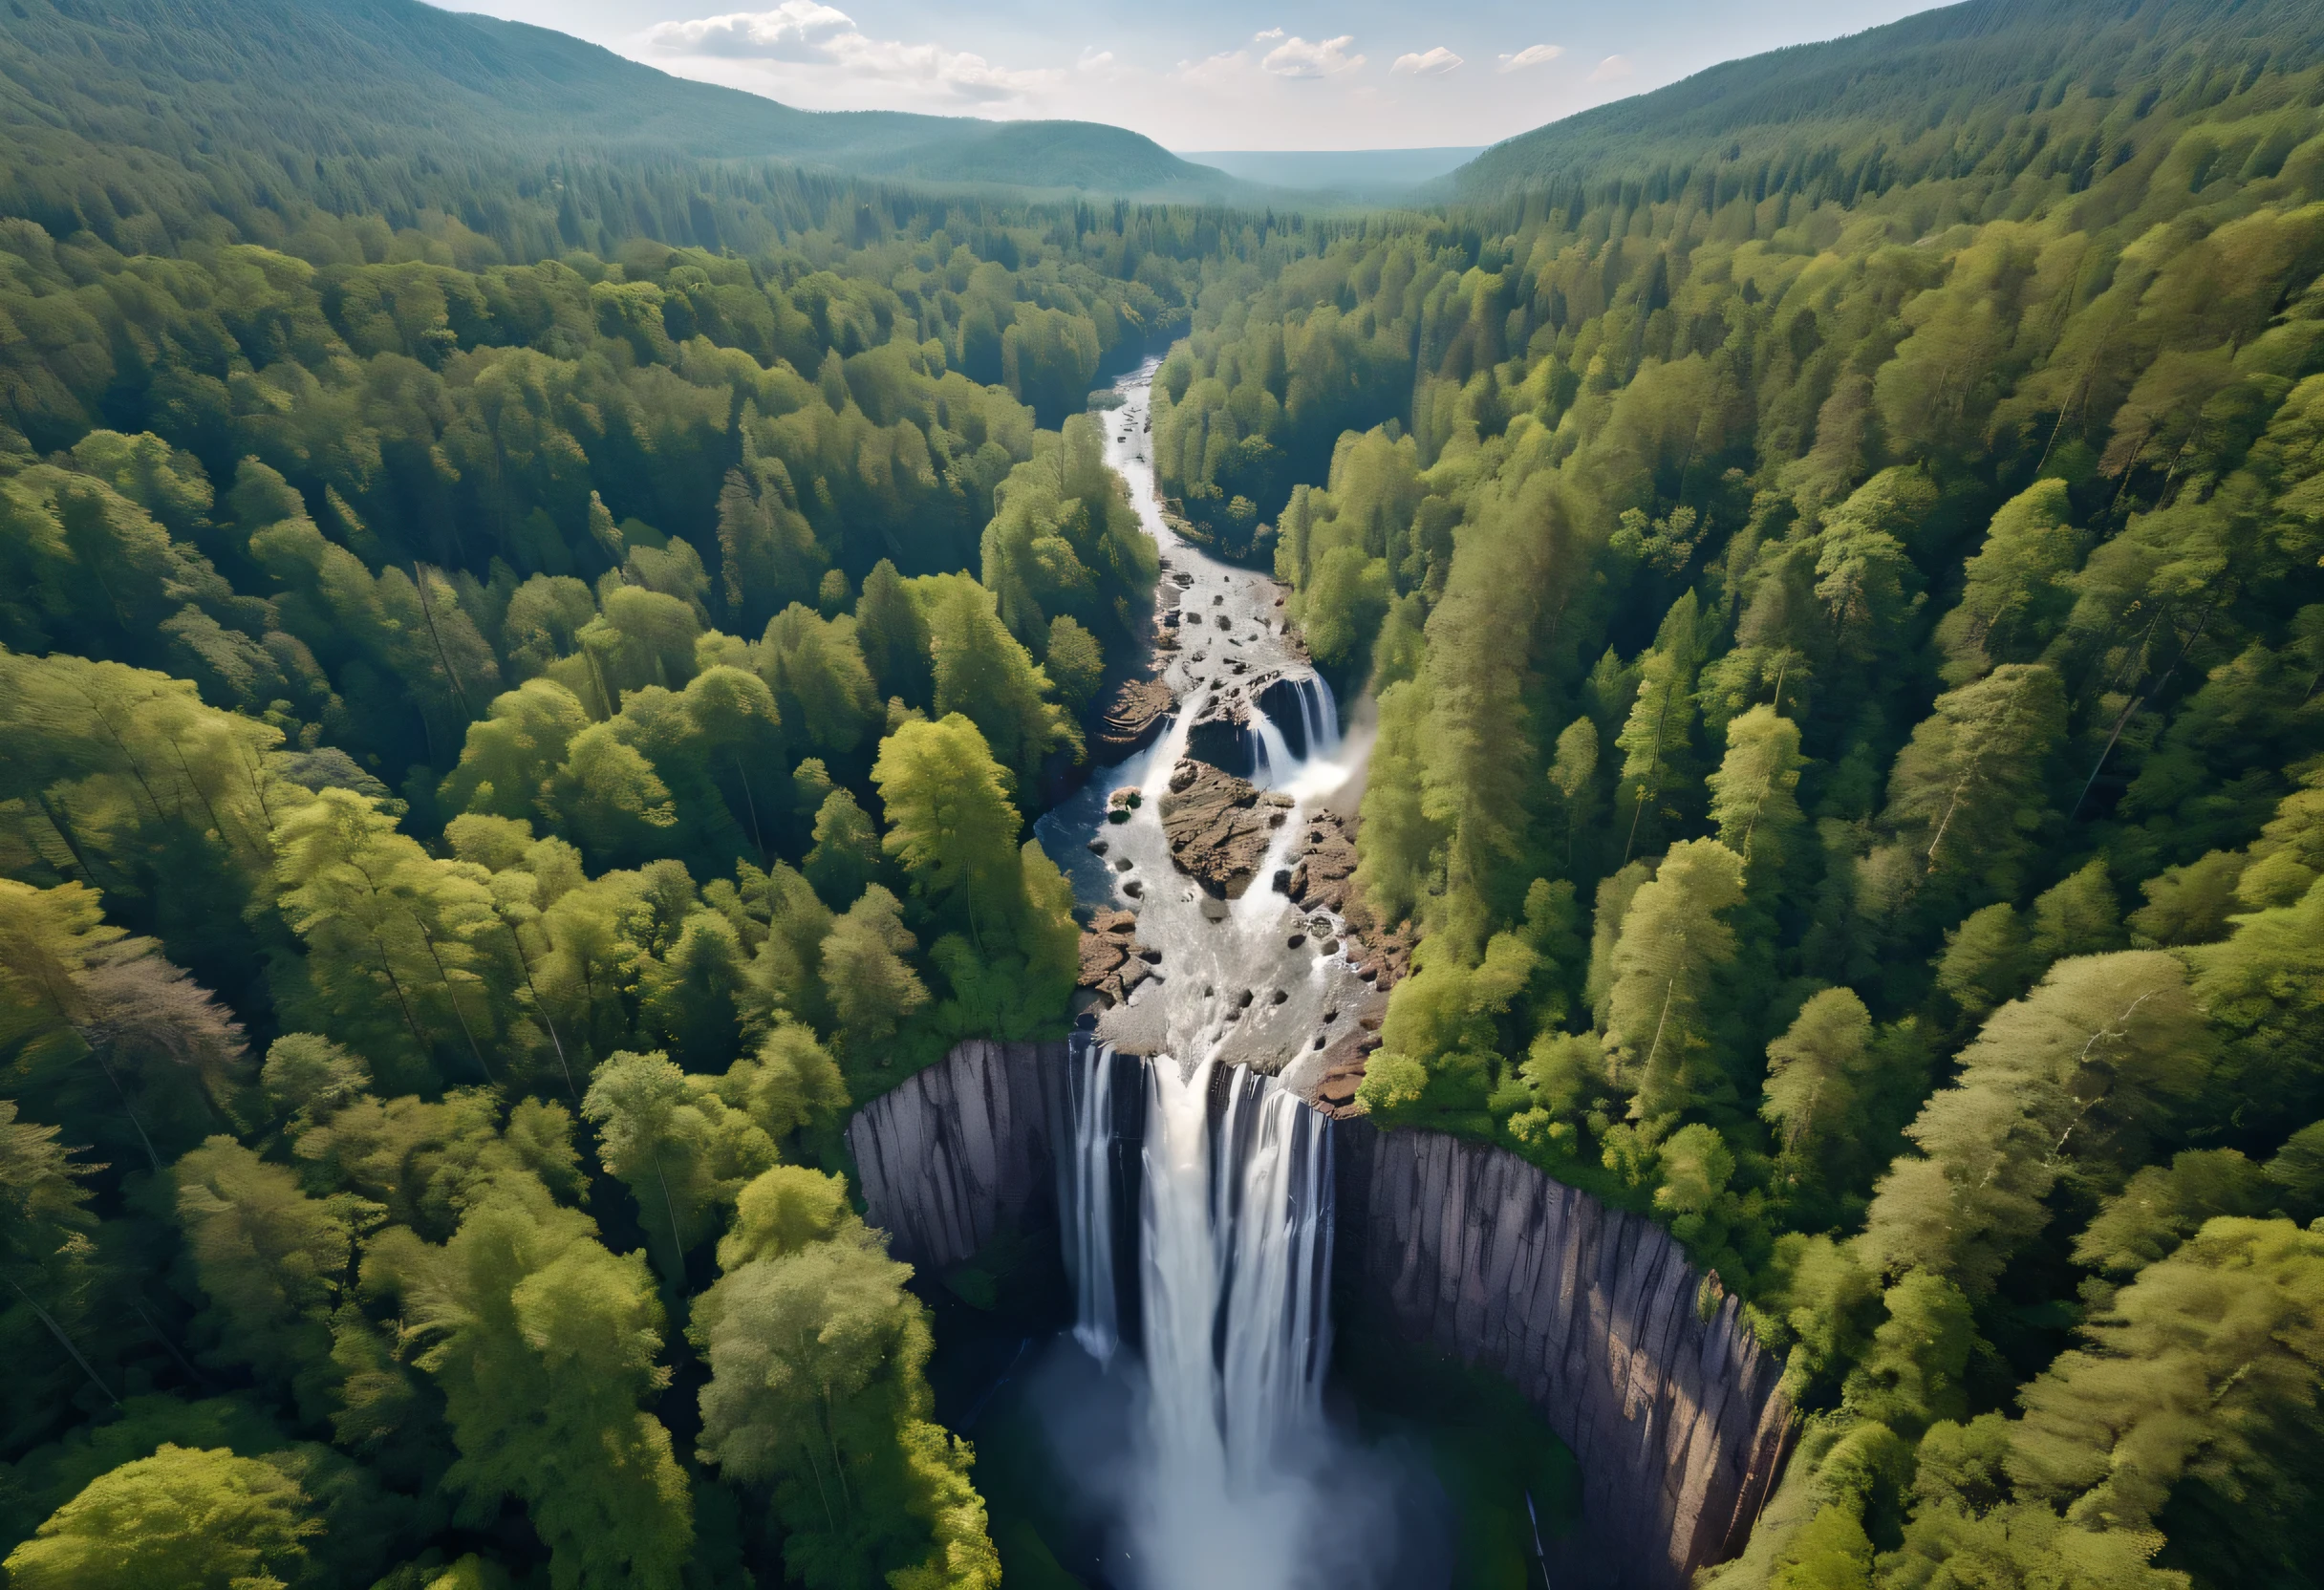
(1001, 360), (1445, 1590)
(1033, 359), (1379, 1096)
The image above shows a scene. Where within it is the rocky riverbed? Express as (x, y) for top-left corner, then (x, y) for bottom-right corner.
(1157, 759), (1293, 898)
(1034, 360), (1398, 1099)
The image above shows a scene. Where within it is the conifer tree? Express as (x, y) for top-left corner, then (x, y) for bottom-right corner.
(1934, 479), (2082, 685)
(923, 576), (1074, 790)
(1862, 952), (2210, 1294)
(581, 1050), (775, 1277)
(1601, 838), (1746, 1120)
(819, 886), (930, 1072)
(1707, 705), (1806, 886)
(1547, 716), (1601, 869)
(2014, 1218), (2324, 1583)
(173, 1137), (355, 1420)
(803, 786), (882, 909)
(1881, 663), (2068, 905)
(854, 559), (934, 711)
(1616, 593), (1705, 863)
(1761, 988), (1874, 1188)
(692, 1169), (999, 1590)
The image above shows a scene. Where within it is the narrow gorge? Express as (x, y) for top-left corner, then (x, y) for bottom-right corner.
(846, 363), (1793, 1590)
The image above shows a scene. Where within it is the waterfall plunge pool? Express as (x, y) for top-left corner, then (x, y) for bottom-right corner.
(910, 1041), (1585, 1589)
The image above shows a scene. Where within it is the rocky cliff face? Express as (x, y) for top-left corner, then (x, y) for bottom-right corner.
(1335, 1121), (1795, 1590)
(848, 1042), (1792, 1589)
(845, 1039), (1069, 1271)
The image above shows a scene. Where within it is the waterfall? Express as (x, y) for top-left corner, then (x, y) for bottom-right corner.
(1248, 673), (1342, 789)
(1028, 359), (1428, 1589)
(1062, 1034), (1123, 1363)
(1250, 713), (1296, 787)
(1297, 675), (1343, 763)
(1065, 1041), (1340, 1588)
(1201, 1063), (1335, 1473)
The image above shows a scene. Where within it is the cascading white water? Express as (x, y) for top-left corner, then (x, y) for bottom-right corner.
(1063, 1037), (1121, 1364)
(1201, 1064), (1335, 1472)
(1297, 675), (1344, 763)
(1251, 713), (1296, 786)
(1063, 1039), (1341, 1590)
(1032, 358), (1431, 1589)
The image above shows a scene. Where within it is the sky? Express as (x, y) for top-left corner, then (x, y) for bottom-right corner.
(442, 0), (1944, 152)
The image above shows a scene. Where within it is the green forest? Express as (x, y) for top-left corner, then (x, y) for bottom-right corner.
(5, 0), (2324, 1586)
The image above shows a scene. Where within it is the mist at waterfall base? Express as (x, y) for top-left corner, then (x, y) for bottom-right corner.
(1020, 1042), (1453, 1590)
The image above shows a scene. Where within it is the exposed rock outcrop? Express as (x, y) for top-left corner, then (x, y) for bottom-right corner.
(1286, 809), (1416, 990)
(1182, 690), (1257, 776)
(1157, 759), (1292, 897)
(1077, 908), (1157, 1007)
(1092, 676), (1174, 759)
(846, 1039), (1067, 1271)
(1335, 1123), (1794, 1590)
(1309, 1021), (1381, 1117)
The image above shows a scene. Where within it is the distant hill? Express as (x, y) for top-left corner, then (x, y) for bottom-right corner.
(856, 119), (1220, 193)
(1181, 148), (1487, 200)
(0, 0), (1240, 256)
(1449, 0), (2324, 209)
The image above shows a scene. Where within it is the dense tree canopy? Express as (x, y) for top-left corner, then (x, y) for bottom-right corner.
(7, 1), (2324, 1586)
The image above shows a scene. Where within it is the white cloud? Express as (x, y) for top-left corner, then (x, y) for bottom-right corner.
(1588, 54), (1635, 82)
(1496, 43), (1563, 72)
(1390, 47), (1463, 77)
(1077, 47), (1115, 69)
(644, 2), (851, 61)
(642, 5), (1054, 103)
(1253, 28), (1285, 41)
(1260, 34), (1363, 78)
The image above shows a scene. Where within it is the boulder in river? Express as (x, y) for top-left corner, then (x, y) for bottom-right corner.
(1286, 808), (1417, 989)
(1094, 676), (1176, 759)
(1077, 908), (1156, 1005)
(1157, 759), (1292, 899)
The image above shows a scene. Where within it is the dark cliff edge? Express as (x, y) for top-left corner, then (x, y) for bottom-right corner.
(846, 1039), (1072, 1272)
(847, 1042), (1794, 1590)
(1335, 1120), (1795, 1590)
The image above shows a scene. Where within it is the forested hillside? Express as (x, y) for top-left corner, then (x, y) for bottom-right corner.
(5, 0), (2324, 1587)
(0, 0), (1236, 259)
(1158, 11), (2324, 1586)
(1451, 0), (2324, 209)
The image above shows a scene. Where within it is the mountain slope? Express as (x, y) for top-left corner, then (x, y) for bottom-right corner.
(0, 0), (1236, 253)
(1452, 0), (2324, 209)
(1180, 147), (1488, 200)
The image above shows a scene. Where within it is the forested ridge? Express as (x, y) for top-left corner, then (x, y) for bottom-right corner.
(4, 0), (2324, 1586)
(1450, 0), (2324, 208)
(1152, 7), (2324, 1585)
(0, 0), (1235, 253)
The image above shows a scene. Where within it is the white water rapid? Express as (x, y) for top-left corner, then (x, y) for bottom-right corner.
(1028, 361), (1426, 1590)
(1034, 359), (1376, 1091)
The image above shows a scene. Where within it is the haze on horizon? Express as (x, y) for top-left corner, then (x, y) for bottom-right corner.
(436, 0), (1940, 152)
